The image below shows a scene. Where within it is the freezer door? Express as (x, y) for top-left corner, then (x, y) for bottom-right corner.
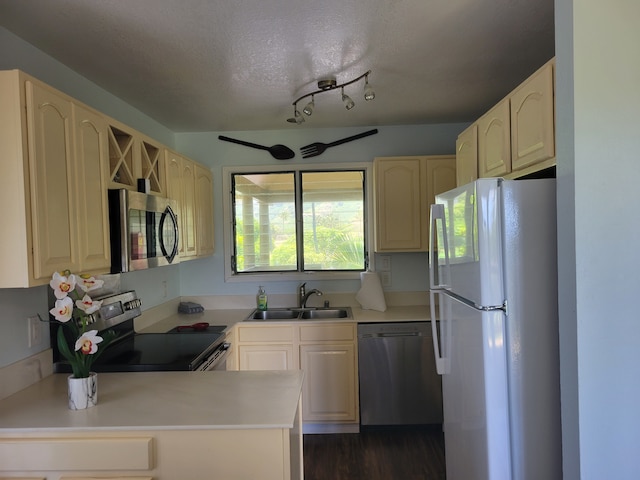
(430, 178), (504, 307)
(434, 289), (512, 480)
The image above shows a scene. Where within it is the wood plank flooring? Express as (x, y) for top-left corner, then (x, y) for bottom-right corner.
(303, 426), (446, 480)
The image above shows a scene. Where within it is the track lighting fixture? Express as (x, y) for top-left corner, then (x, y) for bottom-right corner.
(286, 70), (375, 124)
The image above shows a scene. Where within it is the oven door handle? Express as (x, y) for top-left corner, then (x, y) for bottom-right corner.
(198, 342), (231, 371)
(159, 204), (179, 263)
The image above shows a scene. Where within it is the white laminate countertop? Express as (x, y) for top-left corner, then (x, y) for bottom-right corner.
(0, 370), (304, 433)
(140, 305), (431, 334)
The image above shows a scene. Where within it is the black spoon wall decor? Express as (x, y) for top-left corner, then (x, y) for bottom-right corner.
(218, 135), (295, 160)
(300, 129), (379, 158)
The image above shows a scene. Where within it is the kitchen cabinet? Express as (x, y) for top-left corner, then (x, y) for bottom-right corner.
(476, 58), (556, 179)
(455, 123), (478, 186)
(0, 70), (111, 288)
(107, 119), (164, 195)
(299, 323), (358, 424)
(235, 324), (296, 371)
(234, 322), (359, 426)
(374, 155), (456, 252)
(478, 98), (511, 177)
(194, 163), (215, 256)
(164, 150), (214, 261)
(510, 59), (555, 172)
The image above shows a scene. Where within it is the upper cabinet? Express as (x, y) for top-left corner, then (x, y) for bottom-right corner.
(165, 150), (214, 261)
(0, 71), (111, 287)
(374, 155), (456, 252)
(510, 60), (555, 171)
(457, 58), (556, 185)
(455, 124), (478, 186)
(108, 119), (165, 195)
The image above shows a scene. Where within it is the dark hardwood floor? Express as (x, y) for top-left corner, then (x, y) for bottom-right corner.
(303, 426), (446, 480)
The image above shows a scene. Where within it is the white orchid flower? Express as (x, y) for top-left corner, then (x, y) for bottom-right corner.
(77, 275), (104, 293)
(75, 295), (103, 315)
(75, 330), (103, 355)
(49, 296), (74, 322)
(49, 271), (77, 299)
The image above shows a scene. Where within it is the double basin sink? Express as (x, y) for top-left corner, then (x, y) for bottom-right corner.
(246, 306), (353, 321)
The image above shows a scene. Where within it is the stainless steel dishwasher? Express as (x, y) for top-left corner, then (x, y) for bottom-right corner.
(358, 322), (443, 426)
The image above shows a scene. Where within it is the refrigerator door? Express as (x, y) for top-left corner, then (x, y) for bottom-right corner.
(429, 178), (512, 480)
(430, 178), (504, 308)
(432, 289), (512, 480)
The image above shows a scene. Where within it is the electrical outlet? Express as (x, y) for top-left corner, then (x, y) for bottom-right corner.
(162, 280), (168, 298)
(380, 271), (392, 287)
(27, 316), (41, 348)
(378, 255), (391, 272)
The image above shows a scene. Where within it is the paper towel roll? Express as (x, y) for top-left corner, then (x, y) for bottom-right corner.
(355, 271), (387, 311)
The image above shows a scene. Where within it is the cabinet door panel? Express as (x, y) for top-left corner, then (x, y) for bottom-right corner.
(239, 345), (293, 371)
(73, 104), (111, 272)
(375, 158), (422, 251)
(300, 344), (357, 422)
(478, 99), (511, 177)
(26, 81), (77, 279)
(510, 61), (555, 170)
(195, 164), (214, 256)
(456, 124), (478, 186)
(181, 159), (197, 258)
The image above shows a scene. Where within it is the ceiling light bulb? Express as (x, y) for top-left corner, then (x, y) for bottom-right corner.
(364, 76), (375, 101)
(342, 87), (355, 110)
(303, 96), (315, 116)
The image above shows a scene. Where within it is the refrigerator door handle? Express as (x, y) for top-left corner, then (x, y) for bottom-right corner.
(429, 203), (451, 290)
(441, 289), (507, 313)
(430, 289), (449, 375)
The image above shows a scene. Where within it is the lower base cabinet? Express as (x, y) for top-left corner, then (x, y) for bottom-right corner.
(233, 322), (359, 426)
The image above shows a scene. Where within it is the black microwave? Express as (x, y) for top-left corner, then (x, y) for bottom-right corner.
(108, 189), (179, 272)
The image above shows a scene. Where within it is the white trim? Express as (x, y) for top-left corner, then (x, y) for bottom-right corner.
(222, 162), (375, 283)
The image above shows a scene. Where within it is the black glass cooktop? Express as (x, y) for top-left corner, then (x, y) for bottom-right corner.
(55, 332), (224, 373)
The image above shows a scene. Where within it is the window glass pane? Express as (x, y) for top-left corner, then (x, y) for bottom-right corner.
(301, 171), (365, 270)
(233, 173), (297, 272)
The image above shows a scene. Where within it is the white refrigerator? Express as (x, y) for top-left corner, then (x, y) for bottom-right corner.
(428, 178), (562, 480)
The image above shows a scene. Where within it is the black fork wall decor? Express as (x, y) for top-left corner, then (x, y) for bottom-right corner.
(300, 129), (379, 159)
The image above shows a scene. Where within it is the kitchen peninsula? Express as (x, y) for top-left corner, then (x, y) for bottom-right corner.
(0, 370), (304, 480)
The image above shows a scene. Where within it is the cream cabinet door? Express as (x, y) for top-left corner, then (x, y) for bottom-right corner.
(238, 345), (294, 371)
(164, 150), (185, 256)
(181, 157), (198, 259)
(478, 99), (511, 178)
(456, 123), (478, 186)
(423, 156), (457, 222)
(72, 103), (111, 272)
(374, 157), (423, 252)
(25, 80), (78, 279)
(195, 163), (214, 256)
(299, 343), (357, 422)
(510, 59), (555, 171)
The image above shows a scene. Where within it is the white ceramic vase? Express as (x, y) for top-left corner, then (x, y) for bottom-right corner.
(67, 372), (98, 410)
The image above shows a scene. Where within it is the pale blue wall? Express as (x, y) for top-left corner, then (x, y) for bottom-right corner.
(555, 0), (640, 478)
(175, 123), (467, 296)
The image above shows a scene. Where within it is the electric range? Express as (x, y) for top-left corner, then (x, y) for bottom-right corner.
(51, 291), (230, 372)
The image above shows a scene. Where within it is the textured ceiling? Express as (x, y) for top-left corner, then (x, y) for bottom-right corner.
(0, 0), (554, 132)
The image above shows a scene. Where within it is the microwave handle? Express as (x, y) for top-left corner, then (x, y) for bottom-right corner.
(159, 205), (179, 263)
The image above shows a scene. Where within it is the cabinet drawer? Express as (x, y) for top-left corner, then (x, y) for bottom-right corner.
(299, 323), (355, 342)
(237, 325), (294, 343)
(0, 437), (153, 471)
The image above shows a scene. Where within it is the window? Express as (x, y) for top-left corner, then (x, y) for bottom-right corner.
(228, 167), (368, 277)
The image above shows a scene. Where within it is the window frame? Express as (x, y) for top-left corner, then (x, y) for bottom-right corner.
(222, 162), (374, 283)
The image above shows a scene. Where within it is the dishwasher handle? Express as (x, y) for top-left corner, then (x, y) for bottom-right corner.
(358, 331), (425, 339)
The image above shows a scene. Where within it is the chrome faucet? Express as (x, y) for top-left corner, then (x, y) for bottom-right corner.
(298, 282), (323, 308)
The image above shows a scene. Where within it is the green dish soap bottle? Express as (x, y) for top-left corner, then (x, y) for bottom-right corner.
(257, 286), (268, 311)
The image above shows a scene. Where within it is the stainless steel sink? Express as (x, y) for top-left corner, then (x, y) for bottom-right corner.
(248, 309), (300, 320)
(245, 307), (352, 321)
(300, 308), (350, 319)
